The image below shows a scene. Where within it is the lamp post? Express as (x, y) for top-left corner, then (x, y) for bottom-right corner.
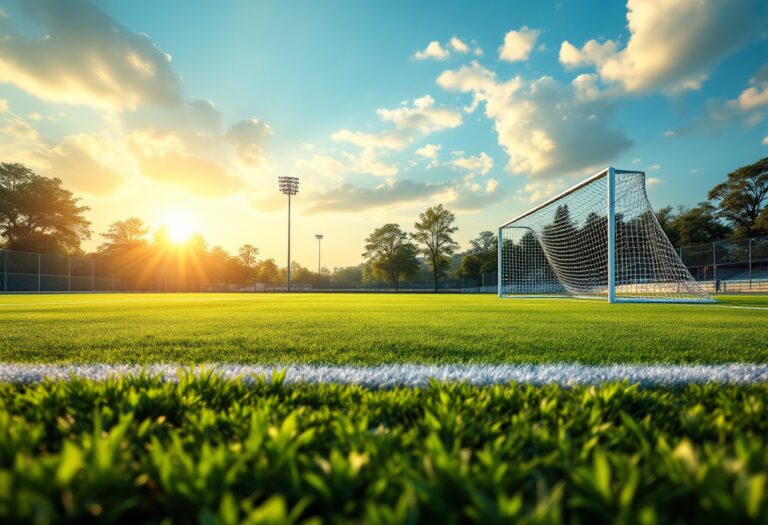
(278, 176), (300, 291)
(315, 234), (324, 279)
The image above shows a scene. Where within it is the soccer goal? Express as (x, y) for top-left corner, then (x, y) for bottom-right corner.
(498, 167), (712, 303)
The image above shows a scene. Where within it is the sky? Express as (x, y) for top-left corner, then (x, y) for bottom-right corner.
(0, 0), (766, 268)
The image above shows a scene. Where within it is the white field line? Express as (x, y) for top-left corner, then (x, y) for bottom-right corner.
(0, 363), (766, 387)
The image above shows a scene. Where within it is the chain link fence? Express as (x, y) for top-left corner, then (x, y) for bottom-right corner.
(1, 249), (123, 292)
(677, 236), (768, 292)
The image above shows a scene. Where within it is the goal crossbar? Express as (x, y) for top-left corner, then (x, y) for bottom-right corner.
(497, 167), (713, 303)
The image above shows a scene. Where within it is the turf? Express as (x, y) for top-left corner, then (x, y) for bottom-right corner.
(0, 293), (765, 365)
(1, 374), (767, 524)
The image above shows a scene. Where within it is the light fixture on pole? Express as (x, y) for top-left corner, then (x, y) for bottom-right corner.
(278, 176), (300, 291)
(315, 234), (324, 276)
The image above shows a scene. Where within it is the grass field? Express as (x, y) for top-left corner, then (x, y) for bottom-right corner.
(0, 293), (766, 364)
(2, 375), (767, 523)
(1, 293), (767, 523)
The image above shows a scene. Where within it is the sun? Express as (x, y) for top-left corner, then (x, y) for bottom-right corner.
(163, 210), (196, 243)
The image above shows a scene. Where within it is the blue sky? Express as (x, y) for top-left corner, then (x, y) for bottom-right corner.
(0, 0), (766, 267)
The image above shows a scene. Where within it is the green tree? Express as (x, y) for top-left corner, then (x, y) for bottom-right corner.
(467, 230), (498, 274)
(412, 204), (459, 292)
(708, 157), (768, 238)
(254, 258), (280, 285)
(0, 163), (91, 253)
(456, 254), (483, 281)
(363, 223), (420, 291)
(657, 203), (732, 246)
(98, 217), (149, 254)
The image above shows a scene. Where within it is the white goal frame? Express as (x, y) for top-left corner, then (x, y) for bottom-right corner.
(497, 167), (713, 303)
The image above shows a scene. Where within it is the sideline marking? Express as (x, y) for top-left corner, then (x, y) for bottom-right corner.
(1, 363), (766, 386)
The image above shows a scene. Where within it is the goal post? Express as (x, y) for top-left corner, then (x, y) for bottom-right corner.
(498, 167), (713, 303)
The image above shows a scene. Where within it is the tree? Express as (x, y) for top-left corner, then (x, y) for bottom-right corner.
(363, 223), (420, 291)
(467, 230), (498, 274)
(238, 244), (259, 270)
(0, 163), (91, 253)
(456, 254), (483, 281)
(708, 157), (768, 238)
(254, 258), (280, 285)
(99, 217), (149, 254)
(657, 203), (732, 246)
(412, 204), (459, 292)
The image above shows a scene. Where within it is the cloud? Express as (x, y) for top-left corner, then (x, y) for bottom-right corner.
(763, 136), (768, 145)
(559, 0), (758, 93)
(226, 118), (273, 166)
(646, 177), (663, 187)
(414, 38), (482, 61)
(128, 130), (244, 197)
(326, 95), (461, 177)
(735, 64), (768, 111)
(438, 61), (631, 179)
(437, 174), (506, 211)
(0, 0), (181, 110)
(299, 150), (398, 179)
(449, 37), (469, 53)
(415, 144), (441, 159)
(559, 40), (618, 69)
(42, 135), (125, 196)
(377, 95), (462, 134)
(304, 179), (448, 214)
(449, 151), (493, 175)
(664, 130), (675, 137)
(686, 63), (768, 132)
(645, 163), (660, 171)
(331, 129), (409, 151)
(414, 41), (450, 60)
(519, 180), (567, 203)
(499, 27), (540, 62)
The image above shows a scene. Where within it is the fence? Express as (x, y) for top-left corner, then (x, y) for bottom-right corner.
(1, 249), (123, 293)
(677, 235), (768, 291)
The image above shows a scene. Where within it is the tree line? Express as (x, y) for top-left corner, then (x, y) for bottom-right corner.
(0, 162), (495, 291)
(2, 156), (765, 290)
(656, 157), (768, 246)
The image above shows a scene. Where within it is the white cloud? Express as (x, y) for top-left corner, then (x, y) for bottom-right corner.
(377, 95), (462, 134)
(304, 179), (447, 214)
(326, 95), (461, 177)
(414, 41), (450, 60)
(0, 0), (181, 110)
(449, 37), (469, 53)
(646, 177), (663, 187)
(127, 129), (244, 197)
(559, 0), (759, 93)
(415, 143), (441, 159)
(690, 64), (768, 132)
(559, 40), (618, 69)
(450, 152), (493, 175)
(664, 130), (675, 137)
(519, 180), (567, 203)
(735, 64), (768, 111)
(646, 163), (660, 171)
(42, 134), (126, 196)
(225, 118), (273, 166)
(499, 27), (540, 62)
(763, 136), (768, 145)
(438, 61), (631, 178)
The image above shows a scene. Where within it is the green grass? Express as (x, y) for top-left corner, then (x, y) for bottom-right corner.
(0, 293), (766, 364)
(1, 374), (767, 524)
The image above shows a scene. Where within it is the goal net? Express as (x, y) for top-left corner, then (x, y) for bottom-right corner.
(498, 168), (712, 303)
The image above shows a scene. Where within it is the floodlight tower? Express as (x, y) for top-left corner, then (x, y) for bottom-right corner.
(315, 234), (324, 276)
(278, 176), (300, 291)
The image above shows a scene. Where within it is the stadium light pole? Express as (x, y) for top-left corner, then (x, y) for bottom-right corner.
(315, 234), (324, 277)
(278, 176), (300, 291)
